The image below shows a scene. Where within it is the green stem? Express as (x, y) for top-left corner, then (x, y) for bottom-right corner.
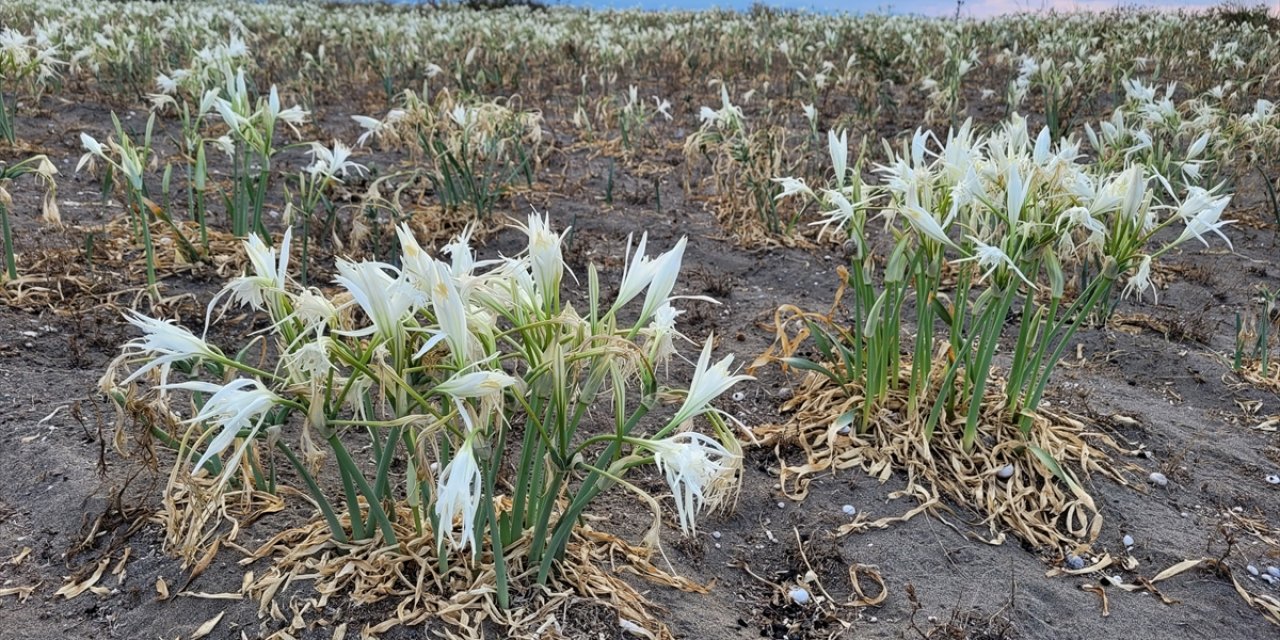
(0, 201), (15, 280)
(276, 441), (347, 544)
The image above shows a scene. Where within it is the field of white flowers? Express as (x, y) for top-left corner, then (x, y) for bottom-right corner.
(2, 2), (1280, 639)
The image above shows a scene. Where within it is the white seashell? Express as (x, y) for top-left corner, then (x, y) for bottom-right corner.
(620, 619), (646, 636)
(1148, 472), (1168, 487)
(711, 531), (722, 539)
(1248, 565), (1260, 576)
(842, 505), (856, 516)
(732, 391), (745, 402)
(1266, 475), (1280, 485)
(1268, 567), (1280, 579)
(788, 587), (811, 605)
(996, 464), (1015, 480)
(1123, 534), (1134, 547)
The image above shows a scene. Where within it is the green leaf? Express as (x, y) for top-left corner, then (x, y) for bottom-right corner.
(1028, 444), (1081, 493)
(864, 289), (888, 337)
(781, 357), (846, 385)
(805, 319), (834, 361)
(930, 295), (953, 327)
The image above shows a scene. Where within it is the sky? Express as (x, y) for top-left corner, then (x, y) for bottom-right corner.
(548, 0), (1253, 17)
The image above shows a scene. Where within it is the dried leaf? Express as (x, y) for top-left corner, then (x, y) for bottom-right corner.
(8, 546), (31, 566)
(1151, 558), (1205, 583)
(54, 557), (110, 599)
(191, 611), (225, 639)
(0, 585), (38, 601)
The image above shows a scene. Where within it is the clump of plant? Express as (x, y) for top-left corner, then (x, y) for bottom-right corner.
(684, 84), (798, 239)
(615, 85), (672, 155)
(0, 27), (62, 145)
(354, 90), (545, 219)
(79, 113), (201, 295)
(0, 154), (59, 281)
(1234, 286), (1280, 391)
(762, 115), (1234, 549)
(211, 66), (309, 238)
(103, 215), (748, 608)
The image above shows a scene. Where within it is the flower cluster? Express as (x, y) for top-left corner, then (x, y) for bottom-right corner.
(106, 216), (748, 596)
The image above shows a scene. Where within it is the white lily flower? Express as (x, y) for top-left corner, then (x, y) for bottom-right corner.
(416, 259), (474, 365)
(1005, 164), (1029, 225)
(1122, 255), (1155, 302)
(638, 236), (687, 327)
(163, 378), (280, 475)
(289, 288), (338, 334)
(640, 302), (685, 369)
(222, 228), (291, 311)
(670, 337), (754, 427)
(954, 237), (1033, 287)
(1174, 192), (1234, 249)
(613, 232), (655, 311)
(653, 96), (672, 121)
(333, 260), (420, 339)
(900, 201), (957, 249)
(524, 212), (564, 303)
(801, 103), (817, 124)
(809, 189), (870, 241)
(435, 436), (483, 552)
(212, 134), (236, 160)
(1186, 132), (1210, 161)
(644, 431), (739, 534)
(120, 311), (220, 385)
(154, 72), (179, 95)
(773, 176), (813, 201)
(828, 129), (848, 188)
(76, 133), (105, 172)
(435, 370), (517, 401)
(306, 140), (366, 181)
(283, 337), (333, 382)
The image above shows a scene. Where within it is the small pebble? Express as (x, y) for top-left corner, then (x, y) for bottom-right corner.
(842, 505), (856, 516)
(1148, 472), (1168, 487)
(1066, 555), (1086, 570)
(1248, 565), (1260, 576)
(777, 388), (794, 400)
(714, 543), (721, 549)
(777, 501), (786, 509)
(1268, 567), (1280, 579)
(1122, 534), (1134, 548)
(867, 616), (878, 623)
(711, 531), (722, 539)
(788, 587), (811, 605)
(996, 464), (1015, 480)
(1266, 475), (1280, 485)
(731, 391), (745, 402)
